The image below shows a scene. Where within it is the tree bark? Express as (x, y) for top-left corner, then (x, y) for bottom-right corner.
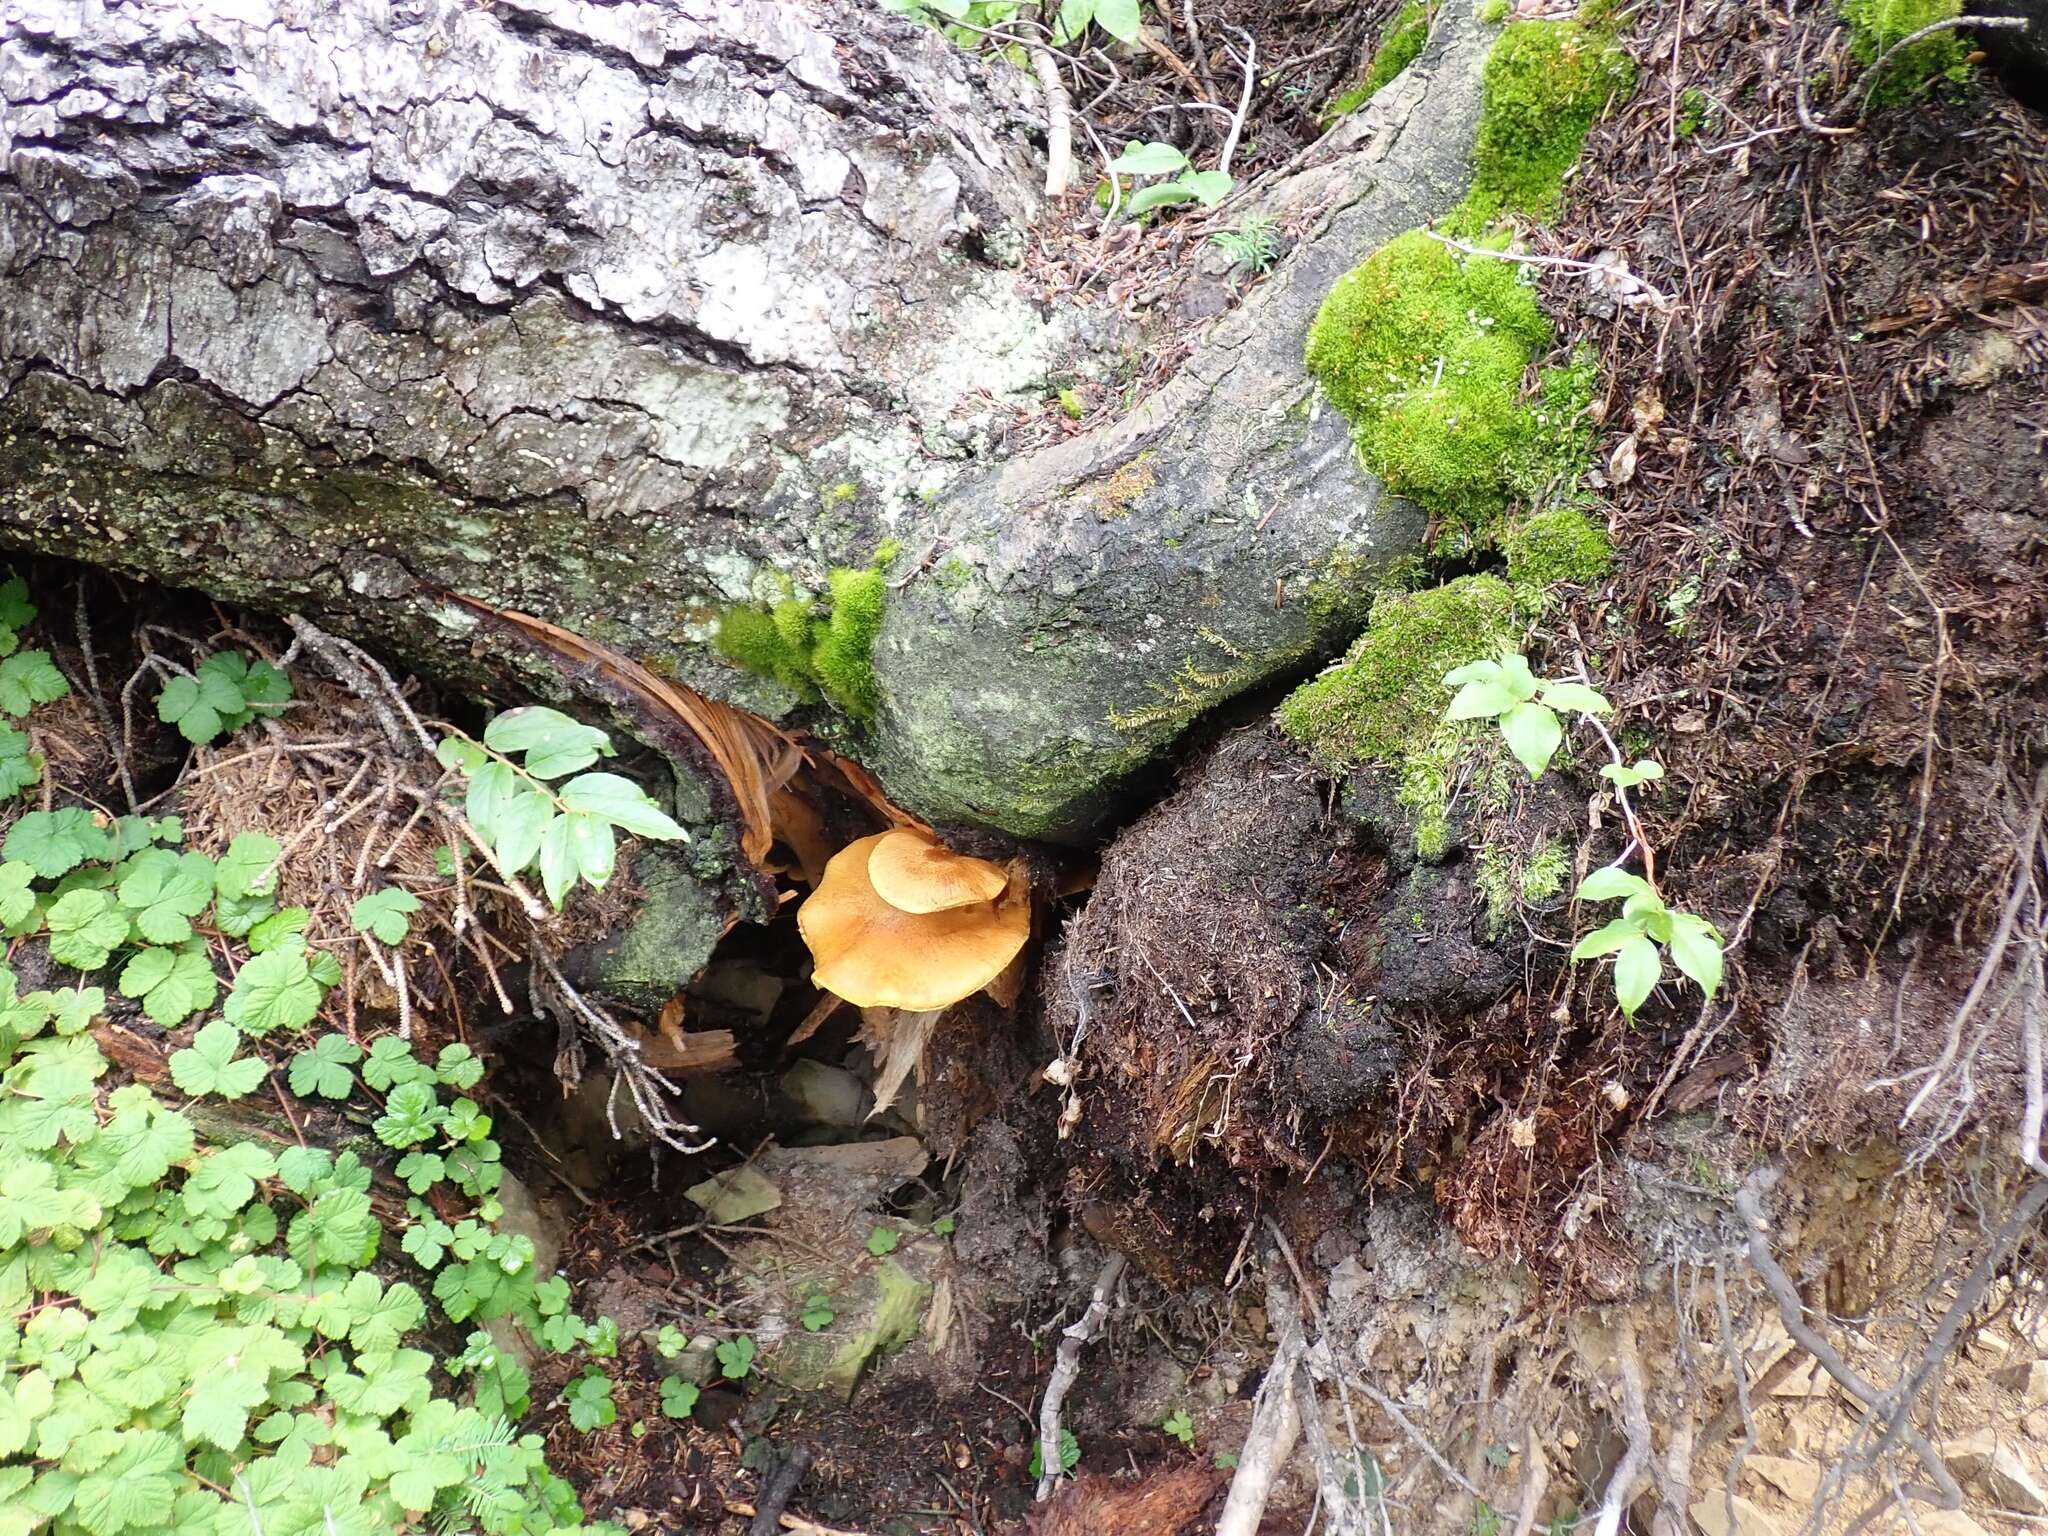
(0, 0), (1493, 844)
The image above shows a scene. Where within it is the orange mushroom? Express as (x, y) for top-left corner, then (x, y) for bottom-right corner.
(798, 831), (1029, 1011)
(866, 826), (1008, 913)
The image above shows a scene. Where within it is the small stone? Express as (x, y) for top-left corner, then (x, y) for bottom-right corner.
(684, 1163), (782, 1224)
(1941, 1428), (1999, 1484)
(1742, 1455), (1820, 1505)
(2024, 1409), (2048, 1445)
(1691, 1494), (1785, 1536)
(1995, 1360), (2048, 1410)
(1986, 1445), (2048, 1515)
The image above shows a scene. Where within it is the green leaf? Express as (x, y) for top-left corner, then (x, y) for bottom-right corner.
(349, 886), (421, 945)
(0, 574), (36, 632)
(715, 1336), (756, 1380)
(0, 1160), (100, 1246)
(168, 1019), (268, 1098)
(1051, 0), (1095, 45)
(68, 1429), (180, 1534)
(0, 722), (45, 799)
(435, 1042), (484, 1089)
(154, 668), (245, 745)
(6, 807), (108, 878)
(801, 1293), (834, 1332)
(567, 812), (616, 890)
(1446, 679), (1520, 720)
(115, 849), (216, 944)
(482, 706), (613, 778)
(117, 943), (218, 1026)
(1178, 169), (1233, 206)
(1499, 700), (1563, 777)
(1106, 140), (1190, 176)
(566, 1368), (617, 1431)
(437, 736), (487, 774)
(245, 906), (307, 953)
(363, 1035), (430, 1091)
(0, 650), (70, 718)
(660, 1377), (700, 1419)
(374, 1080), (443, 1148)
(558, 772), (688, 840)
(1441, 658), (1502, 688)
(1666, 915), (1724, 1000)
(490, 787), (554, 875)
(538, 814), (580, 908)
(288, 1034), (362, 1100)
(866, 1226), (900, 1257)
(46, 889), (130, 970)
(1092, 0), (1140, 40)
(1569, 917), (1640, 960)
(1612, 934), (1662, 1016)
(183, 1142), (276, 1222)
(396, 1151), (445, 1193)
(1124, 180), (1199, 216)
(401, 1216), (453, 1270)
(0, 859), (35, 926)
(1600, 759), (1665, 790)
(1575, 867), (1655, 903)
(40, 984), (103, 1036)
(223, 941), (325, 1034)
(1495, 652), (1540, 702)
(214, 831), (281, 899)
(1538, 681), (1612, 715)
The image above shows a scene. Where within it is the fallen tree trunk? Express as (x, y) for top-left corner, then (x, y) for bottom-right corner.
(0, 0), (1492, 843)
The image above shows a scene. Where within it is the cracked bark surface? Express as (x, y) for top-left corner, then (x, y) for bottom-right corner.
(0, 0), (1492, 844)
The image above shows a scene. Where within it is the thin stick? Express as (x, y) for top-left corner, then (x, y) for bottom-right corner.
(1217, 26), (1256, 176)
(1036, 1252), (1125, 1500)
(1217, 1334), (1305, 1536)
(1027, 4), (1074, 197)
(1592, 1315), (1652, 1536)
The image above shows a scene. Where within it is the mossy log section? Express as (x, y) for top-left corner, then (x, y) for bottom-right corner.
(1, 0), (1495, 844)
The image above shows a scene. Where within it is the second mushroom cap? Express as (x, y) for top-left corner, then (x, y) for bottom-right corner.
(865, 827), (1008, 914)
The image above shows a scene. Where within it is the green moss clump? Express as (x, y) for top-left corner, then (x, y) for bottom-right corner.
(1454, 18), (1636, 229)
(1505, 506), (1611, 592)
(1306, 230), (1553, 529)
(1477, 835), (1569, 937)
(1327, 0), (1431, 117)
(714, 545), (896, 723)
(810, 565), (886, 720)
(1278, 574), (1516, 776)
(1842, 0), (1972, 108)
(1478, 0), (1508, 22)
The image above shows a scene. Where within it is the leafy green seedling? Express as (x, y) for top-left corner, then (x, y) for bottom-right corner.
(800, 1293), (834, 1332)
(119, 941), (219, 1025)
(45, 888), (128, 969)
(931, 1214), (956, 1237)
(155, 650), (290, 744)
(660, 1377), (701, 1420)
(1569, 867), (1724, 1016)
(1600, 759), (1665, 790)
(565, 1368), (618, 1431)
(0, 650), (69, 717)
(1163, 1408), (1196, 1448)
(587, 1317), (620, 1359)
(441, 709), (688, 908)
(350, 886), (421, 945)
(169, 1019), (269, 1099)
(1215, 1451), (1240, 1470)
(223, 938), (330, 1033)
(0, 722), (45, 799)
(288, 1034), (363, 1100)
(715, 1336), (757, 1380)
(1442, 651), (1611, 777)
(866, 1226), (900, 1257)
(8, 806), (109, 878)
(1106, 140), (1234, 217)
(656, 1324), (688, 1359)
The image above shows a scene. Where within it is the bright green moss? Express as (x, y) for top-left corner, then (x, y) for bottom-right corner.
(714, 545), (895, 723)
(824, 481), (859, 505)
(1478, 0), (1508, 22)
(1305, 230), (1553, 529)
(1505, 506), (1611, 591)
(1453, 18), (1636, 230)
(1842, 0), (1972, 108)
(1327, 0), (1431, 117)
(1477, 834), (1569, 936)
(811, 565), (886, 721)
(1278, 574), (1516, 775)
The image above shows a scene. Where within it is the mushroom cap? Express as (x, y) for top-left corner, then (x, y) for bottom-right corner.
(866, 827), (1009, 914)
(799, 832), (1029, 1010)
